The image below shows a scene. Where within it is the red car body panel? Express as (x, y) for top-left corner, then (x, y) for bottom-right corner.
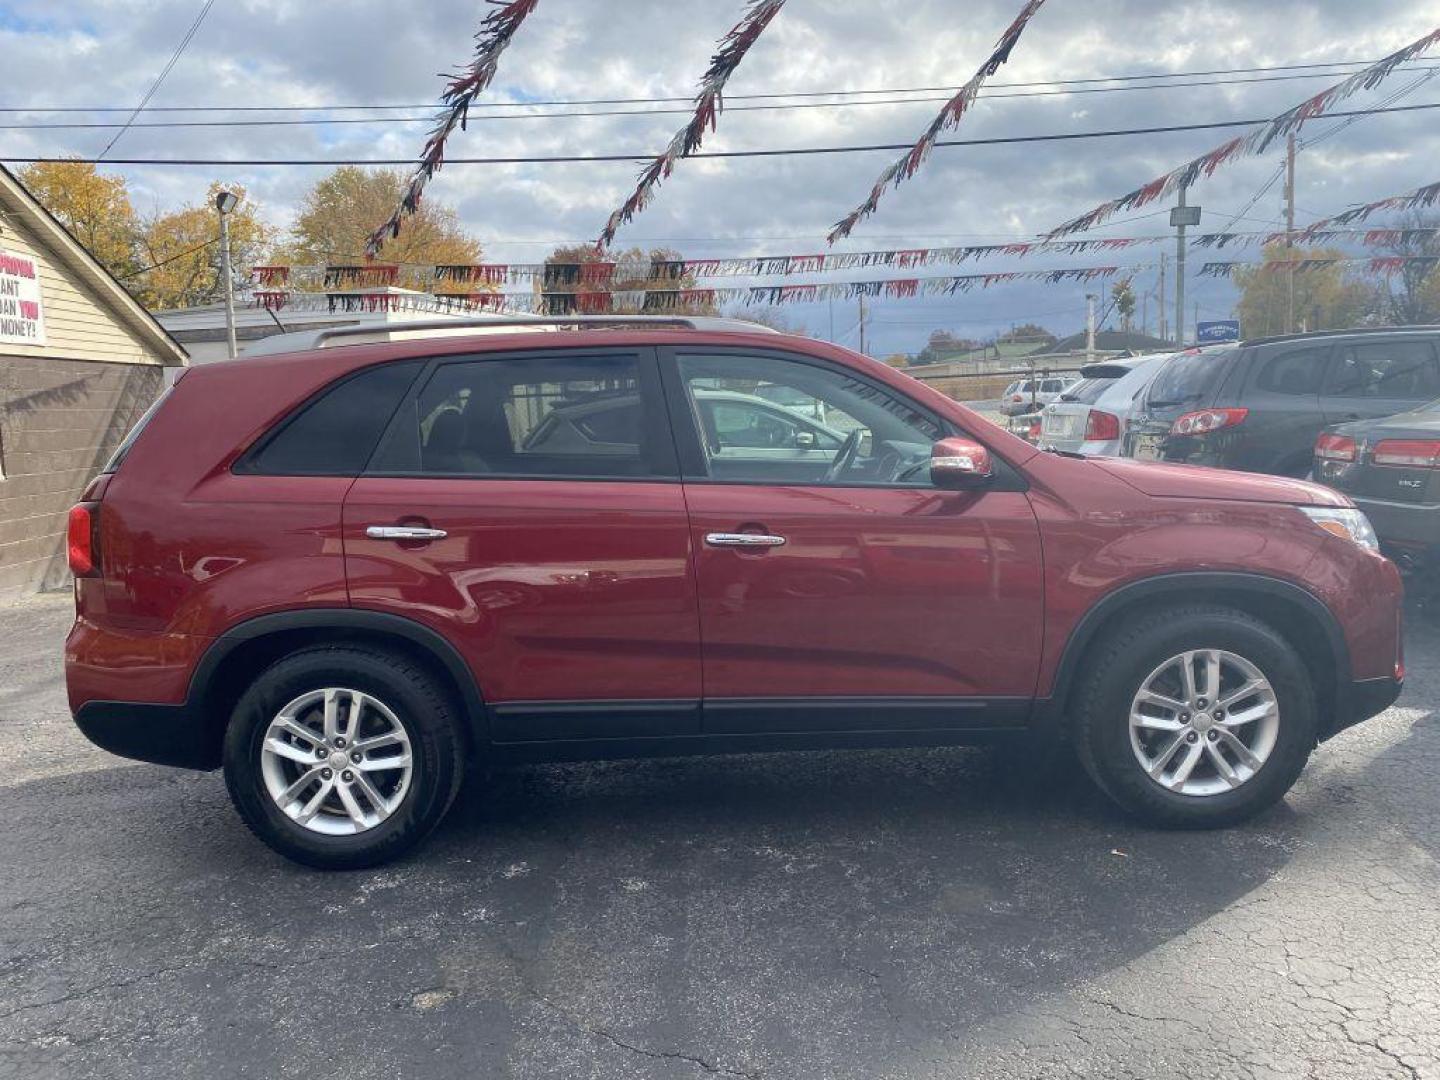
(682, 483), (1044, 700)
(63, 328), (1403, 757)
(342, 477), (701, 704)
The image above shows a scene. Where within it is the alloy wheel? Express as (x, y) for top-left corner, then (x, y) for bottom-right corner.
(1128, 649), (1281, 797)
(259, 688), (414, 836)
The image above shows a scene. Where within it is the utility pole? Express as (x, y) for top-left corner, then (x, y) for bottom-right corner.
(1158, 253), (1168, 344)
(1171, 186), (1200, 348)
(857, 295), (867, 355)
(1085, 293), (1097, 364)
(214, 190), (240, 360)
(1284, 133), (1297, 334)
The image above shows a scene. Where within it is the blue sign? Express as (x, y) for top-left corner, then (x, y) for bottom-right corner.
(1196, 319), (1240, 343)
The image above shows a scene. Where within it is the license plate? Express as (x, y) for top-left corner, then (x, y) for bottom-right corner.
(1043, 413), (1078, 437)
(1133, 432), (1166, 460)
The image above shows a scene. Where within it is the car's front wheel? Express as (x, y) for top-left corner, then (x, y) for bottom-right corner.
(223, 646), (465, 869)
(1074, 606), (1318, 828)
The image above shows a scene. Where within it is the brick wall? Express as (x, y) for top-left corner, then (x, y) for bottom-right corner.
(0, 356), (164, 598)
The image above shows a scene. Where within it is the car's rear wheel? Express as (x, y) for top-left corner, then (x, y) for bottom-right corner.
(1074, 606), (1317, 828)
(223, 647), (464, 869)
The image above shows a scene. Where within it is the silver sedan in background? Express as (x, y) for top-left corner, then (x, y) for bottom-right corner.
(1039, 352), (1172, 456)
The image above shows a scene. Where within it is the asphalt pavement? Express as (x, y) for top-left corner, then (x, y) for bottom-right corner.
(2, 591), (1438, 1080)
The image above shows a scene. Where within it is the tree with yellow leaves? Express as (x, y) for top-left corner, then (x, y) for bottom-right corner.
(281, 167), (482, 288)
(1234, 243), (1371, 338)
(16, 159), (139, 279)
(132, 183), (276, 311)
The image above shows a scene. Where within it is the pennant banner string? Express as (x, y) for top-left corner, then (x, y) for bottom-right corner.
(595, 0), (787, 250)
(827, 0), (1048, 243)
(1045, 25), (1440, 238)
(365, 0), (542, 258)
(251, 226), (1440, 290)
(250, 264), (1130, 313)
(1199, 254), (1440, 278)
(1296, 179), (1440, 235)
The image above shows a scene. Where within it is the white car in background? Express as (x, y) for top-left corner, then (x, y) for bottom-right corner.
(1039, 352), (1172, 456)
(999, 375), (1078, 416)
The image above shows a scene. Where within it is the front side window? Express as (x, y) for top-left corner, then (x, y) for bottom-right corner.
(374, 353), (668, 478)
(1325, 340), (1440, 400)
(676, 352), (943, 486)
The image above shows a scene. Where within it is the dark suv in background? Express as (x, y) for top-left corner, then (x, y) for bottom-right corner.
(1129, 328), (1440, 478)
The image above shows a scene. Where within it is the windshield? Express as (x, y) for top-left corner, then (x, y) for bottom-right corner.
(1145, 347), (1239, 410)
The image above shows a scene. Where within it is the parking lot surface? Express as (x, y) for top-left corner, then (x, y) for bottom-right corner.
(2, 592), (1438, 1080)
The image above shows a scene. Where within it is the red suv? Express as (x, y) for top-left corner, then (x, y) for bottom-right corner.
(65, 319), (1404, 868)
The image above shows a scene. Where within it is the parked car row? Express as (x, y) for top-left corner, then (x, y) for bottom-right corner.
(1027, 327), (1440, 591)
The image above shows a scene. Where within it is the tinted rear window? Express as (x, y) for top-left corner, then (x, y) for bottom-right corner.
(240, 360), (424, 476)
(1145, 348), (1238, 407)
(1059, 378), (1113, 405)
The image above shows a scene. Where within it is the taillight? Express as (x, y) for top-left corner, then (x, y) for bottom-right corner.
(1025, 417), (1042, 441)
(67, 503), (100, 577)
(1372, 439), (1440, 468)
(1084, 409), (1121, 441)
(1315, 432), (1357, 463)
(1171, 407), (1248, 436)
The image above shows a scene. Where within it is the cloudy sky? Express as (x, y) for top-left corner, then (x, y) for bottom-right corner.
(2, 0), (1439, 353)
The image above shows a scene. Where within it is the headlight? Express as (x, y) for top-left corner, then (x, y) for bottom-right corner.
(1299, 506), (1379, 552)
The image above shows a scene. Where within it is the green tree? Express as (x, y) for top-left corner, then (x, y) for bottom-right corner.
(16, 158), (139, 279)
(1111, 277), (1137, 331)
(285, 167), (482, 286)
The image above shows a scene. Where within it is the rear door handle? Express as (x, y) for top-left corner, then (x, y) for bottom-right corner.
(704, 532), (786, 548)
(366, 525), (448, 541)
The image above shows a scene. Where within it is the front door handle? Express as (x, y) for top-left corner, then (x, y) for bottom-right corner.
(366, 525), (448, 541)
(704, 532), (786, 548)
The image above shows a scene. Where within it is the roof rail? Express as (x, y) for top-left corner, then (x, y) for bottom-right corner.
(1240, 324), (1440, 347)
(306, 314), (781, 348)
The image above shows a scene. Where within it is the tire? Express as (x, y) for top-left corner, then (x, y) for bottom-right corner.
(223, 646), (465, 870)
(1073, 605), (1317, 828)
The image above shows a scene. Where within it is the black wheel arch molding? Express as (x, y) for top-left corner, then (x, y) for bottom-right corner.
(80, 608), (491, 772)
(1042, 570), (1375, 741)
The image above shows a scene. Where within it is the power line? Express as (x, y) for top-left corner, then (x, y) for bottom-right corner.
(97, 0), (217, 159)
(4, 56), (1427, 115)
(116, 235), (220, 280)
(10, 101), (1438, 166)
(11, 68), (1440, 131)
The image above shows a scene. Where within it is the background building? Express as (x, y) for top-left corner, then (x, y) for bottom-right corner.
(0, 164), (186, 600)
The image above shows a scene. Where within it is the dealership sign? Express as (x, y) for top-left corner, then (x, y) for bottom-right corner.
(0, 250), (45, 347)
(1196, 319), (1240, 343)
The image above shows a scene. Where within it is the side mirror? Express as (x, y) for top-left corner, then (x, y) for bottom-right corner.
(930, 436), (993, 488)
(794, 430), (817, 449)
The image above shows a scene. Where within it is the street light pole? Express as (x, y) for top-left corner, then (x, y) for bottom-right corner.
(1085, 292), (1097, 364)
(215, 190), (239, 360)
(1171, 187), (1200, 348)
